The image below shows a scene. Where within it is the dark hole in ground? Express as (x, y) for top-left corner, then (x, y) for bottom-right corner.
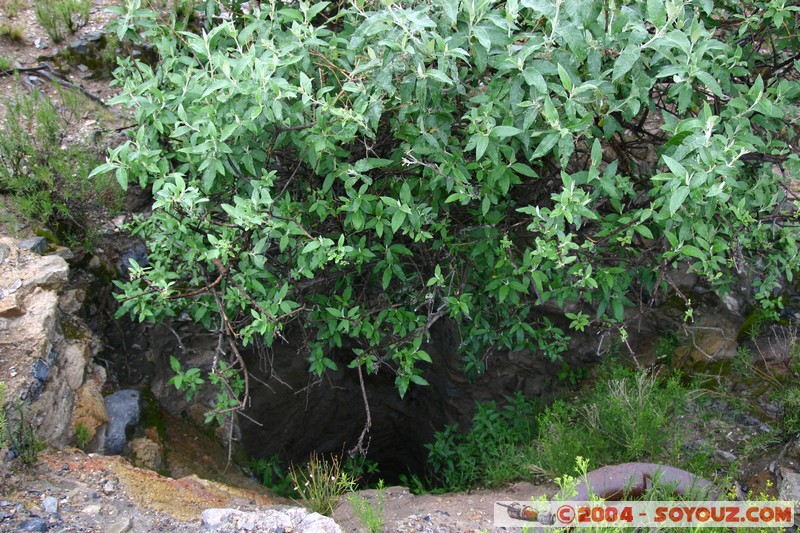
(85, 260), (591, 489)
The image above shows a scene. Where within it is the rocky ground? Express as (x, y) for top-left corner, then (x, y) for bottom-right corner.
(0, 448), (561, 532)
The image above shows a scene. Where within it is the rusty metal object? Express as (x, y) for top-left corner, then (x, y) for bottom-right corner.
(568, 463), (719, 501)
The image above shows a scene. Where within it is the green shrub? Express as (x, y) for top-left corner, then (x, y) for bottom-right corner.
(0, 87), (123, 249)
(426, 392), (539, 491)
(98, 0), (800, 412)
(249, 454), (294, 497)
(34, 0), (89, 42)
(533, 368), (688, 477)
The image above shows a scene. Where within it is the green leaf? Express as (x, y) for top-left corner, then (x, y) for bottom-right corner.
(681, 244), (705, 260)
(475, 134), (489, 160)
(694, 71), (724, 98)
(669, 185), (690, 215)
(662, 155), (687, 178)
(391, 210), (406, 233)
(491, 126), (522, 139)
(532, 132), (559, 159)
(647, 0), (667, 27)
(557, 63), (573, 92)
(613, 44), (641, 82)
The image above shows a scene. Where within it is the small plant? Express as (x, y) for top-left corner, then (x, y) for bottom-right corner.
(347, 480), (386, 533)
(289, 452), (358, 516)
(0, 57), (12, 71)
(0, 87), (123, 249)
(250, 454), (294, 497)
(533, 367), (688, 477)
(34, 0), (89, 42)
(167, 355), (205, 400)
(73, 422), (91, 449)
(0, 22), (23, 41)
(426, 392), (539, 491)
(4, 402), (43, 465)
(0, 0), (25, 18)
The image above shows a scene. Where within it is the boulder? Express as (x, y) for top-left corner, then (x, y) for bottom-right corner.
(201, 507), (342, 533)
(128, 436), (163, 472)
(103, 390), (141, 455)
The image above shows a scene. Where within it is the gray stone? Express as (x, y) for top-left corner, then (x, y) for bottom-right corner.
(117, 243), (148, 276)
(778, 471), (800, 526)
(0, 244), (9, 266)
(107, 514), (133, 533)
(23, 255), (69, 293)
(103, 390), (141, 455)
(68, 39), (90, 55)
(713, 449), (737, 462)
(201, 508), (342, 533)
(42, 496), (58, 514)
(16, 518), (47, 532)
(18, 237), (47, 254)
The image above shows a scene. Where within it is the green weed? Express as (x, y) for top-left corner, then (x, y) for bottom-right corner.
(0, 22), (23, 40)
(250, 454), (293, 497)
(532, 368), (688, 477)
(73, 422), (91, 448)
(0, 0), (26, 17)
(346, 480), (386, 533)
(4, 402), (43, 465)
(288, 452), (357, 516)
(34, 0), (89, 42)
(0, 87), (123, 250)
(426, 392), (539, 491)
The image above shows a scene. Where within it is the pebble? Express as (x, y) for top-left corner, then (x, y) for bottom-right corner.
(42, 496), (58, 514)
(82, 504), (102, 516)
(103, 481), (115, 495)
(714, 449), (737, 462)
(16, 518), (47, 532)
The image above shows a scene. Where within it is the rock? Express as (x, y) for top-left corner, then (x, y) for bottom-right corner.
(42, 496), (58, 514)
(21, 255), (69, 295)
(106, 514), (133, 533)
(0, 243), (9, 266)
(201, 508), (342, 533)
(59, 289), (85, 314)
(16, 518), (47, 532)
(22, 359), (50, 401)
(51, 247), (74, 261)
(68, 39), (91, 55)
(128, 437), (163, 472)
(81, 504), (102, 516)
(778, 470), (800, 526)
(0, 293), (25, 318)
(61, 341), (89, 391)
(714, 449), (737, 462)
(72, 375), (109, 450)
(103, 481), (115, 495)
(117, 243), (148, 276)
(18, 237), (48, 254)
(103, 390), (141, 455)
